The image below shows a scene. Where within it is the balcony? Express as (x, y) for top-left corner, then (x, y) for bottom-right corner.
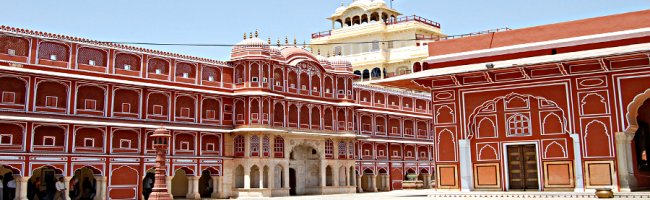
(311, 15), (441, 39)
(386, 15), (441, 28)
(312, 30), (332, 39)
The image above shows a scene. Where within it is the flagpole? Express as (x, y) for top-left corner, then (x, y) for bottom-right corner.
(390, 0), (393, 9)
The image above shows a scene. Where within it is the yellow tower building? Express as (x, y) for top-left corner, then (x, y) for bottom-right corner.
(310, 0), (445, 81)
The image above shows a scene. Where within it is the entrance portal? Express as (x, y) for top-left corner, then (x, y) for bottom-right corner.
(28, 167), (59, 200)
(506, 144), (539, 190)
(289, 168), (296, 196)
(71, 167), (97, 200)
(632, 97), (650, 188)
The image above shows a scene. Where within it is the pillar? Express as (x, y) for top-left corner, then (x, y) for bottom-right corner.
(423, 174), (432, 189)
(268, 167), (275, 189)
(64, 176), (72, 200)
(320, 161), (326, 187)
(283, 166), (290, 189)
(615, 132), (636, 192)
(370, 174), (378, 192)
(210, 176), (222, 199)
(93, 176), (107, 200)
(333, 166), (339, 187)
(15, 176), (29, 200)
(186, 176), (200, 199)
(356, 174), (363, 193)
(571, 134), (585, 192)
(166, 176), (173, 198)
(458, 139), (473, 192)
(259, 170), (264, 189)
(384, 175), (391, 191)
(244, 167), (251, 189)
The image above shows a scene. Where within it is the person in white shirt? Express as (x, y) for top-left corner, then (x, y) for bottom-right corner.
(55, 177), (66, 200)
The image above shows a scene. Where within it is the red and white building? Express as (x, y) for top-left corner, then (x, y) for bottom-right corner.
(0, 26), (434, 199)
(375, 9), (650, 192)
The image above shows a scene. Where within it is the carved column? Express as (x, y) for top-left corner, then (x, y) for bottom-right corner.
(370, 174), (378, 192)
(333, 165), (339, 187)
(244, 167), (251, 189)
(458, 139), (473, 192)
(186, 176), (200, 199)
(93, 176), (107, 200)
(571, 134), (585, 192)
(357, 174), (363, 193)
(210, 176), (219, 198)
(15, 176), (29, 200)
(64, 176), (72, 200)
(283, 165), (290, 189)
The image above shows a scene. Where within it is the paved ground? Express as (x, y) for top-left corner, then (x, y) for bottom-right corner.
(238, 190), (650, 200)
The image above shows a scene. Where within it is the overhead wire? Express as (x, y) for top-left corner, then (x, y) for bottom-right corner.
(102, 37), (433, 47)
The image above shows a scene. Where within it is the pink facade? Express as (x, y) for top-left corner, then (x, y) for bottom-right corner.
(0, 27), (433, 199)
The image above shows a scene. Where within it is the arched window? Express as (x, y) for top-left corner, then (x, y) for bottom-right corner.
(274, 136), (284, 158)
(262, 136), (270, 157)
(250, 135), (260, 156)
(325, 139), (334, 159)
(371, 67), (381, 78)
(234, 135), (244, 157)
(338, 141), (347, 159)
(507, 114), (532, 136)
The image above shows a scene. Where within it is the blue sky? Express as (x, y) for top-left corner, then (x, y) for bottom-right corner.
(2, 0), (648, 60)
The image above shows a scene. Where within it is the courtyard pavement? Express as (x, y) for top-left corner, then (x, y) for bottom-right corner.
(232, 189), (650, 200)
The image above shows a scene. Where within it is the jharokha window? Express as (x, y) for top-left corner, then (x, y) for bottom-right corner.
(338, 141), (347, 159)
(325, 139), (334, 159)
(506, 113), (532, 136)
(250, 135), (260, 156)
(274, 136), (284, 158)
(234, 135), (244, 157)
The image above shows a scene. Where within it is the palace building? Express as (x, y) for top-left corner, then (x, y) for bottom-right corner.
(309, 0), (446, 81)
(374, 9), (650, 192)
(0, 1), (649, 200)
(0, 25), (434, 199)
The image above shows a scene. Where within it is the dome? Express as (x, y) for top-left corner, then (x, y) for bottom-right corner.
(370, 0), (387, 7)
(315, 55), (332, 69)
(350, 0), (372, 8)
(334, 5), (347, 14)
(235, 37), (268, 46)
(328, 55), (353, 72)
(231, 37), (271, 59)
(280, 46), (318, 64)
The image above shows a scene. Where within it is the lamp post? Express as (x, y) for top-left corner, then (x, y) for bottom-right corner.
(149, 127), (172, 200)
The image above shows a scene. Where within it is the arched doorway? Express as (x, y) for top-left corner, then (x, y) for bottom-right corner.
(28, 166), (62, 200)
(198, 170), (213, 198)
(1, 165), (20, 200)
(631, 96), (650, 189)
(361, 168), (374, 192)
(71, 167), (98, 200)
(142, 169), (155, 200)
(171, 168), (190, 198)
(289, 168), (296, 195)
(288, 144), (321, 195)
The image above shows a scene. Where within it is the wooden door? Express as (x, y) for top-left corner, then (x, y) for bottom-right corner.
(507, 144), (539, 190)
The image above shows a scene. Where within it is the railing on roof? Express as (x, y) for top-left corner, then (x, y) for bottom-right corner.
(386, 15), (441, 28)
(311, 15), (441, 39)
(416, 27), (512, 41)
(311, 30), (332, 39)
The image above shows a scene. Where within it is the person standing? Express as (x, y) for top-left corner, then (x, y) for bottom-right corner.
(55, 177), (66, 200)
(0, 176), (4, 200)
(6, 177), (16, 200)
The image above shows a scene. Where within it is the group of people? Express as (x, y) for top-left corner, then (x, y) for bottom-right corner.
(26, 176), (96, 200)
(0, 175), (17, 200)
